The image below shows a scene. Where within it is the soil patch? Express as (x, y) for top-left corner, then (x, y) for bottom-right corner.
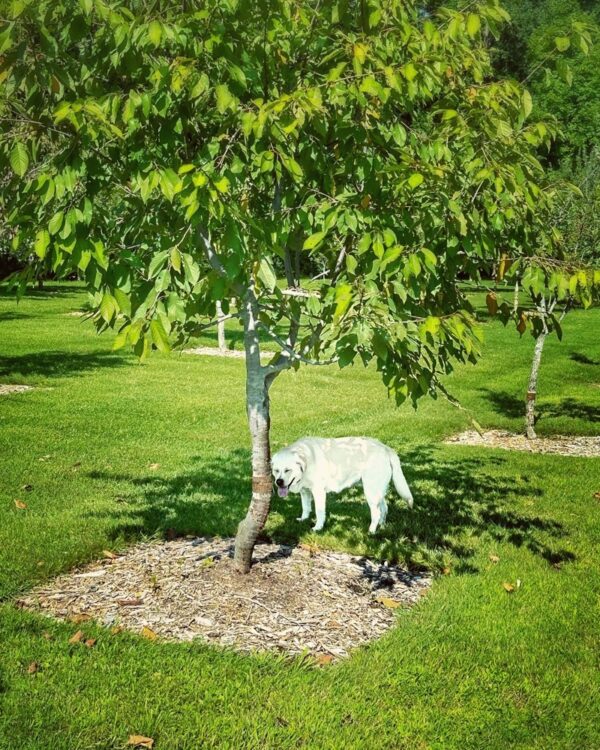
(446, 429), (600, 457)
(19, 538), (430, 660)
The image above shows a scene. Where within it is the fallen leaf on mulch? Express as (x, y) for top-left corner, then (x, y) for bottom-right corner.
(299, 542), (321, 555)
(68, 630), (85, 644)
(14, 499), (27, 510)
(127, 735), (154, 749)
(68, 613), (91, 624)
(315, 654), (334, 665)
(489, 554), (500, 564)
(84, 638), (97, 648)
(103, 550), (118, 560)
(377, 597), (401, 609)
(502, 582), (515, 593)
(118, 598), (144, 607)
(141, 626), (157, 641)
(27, 661), (40, 674)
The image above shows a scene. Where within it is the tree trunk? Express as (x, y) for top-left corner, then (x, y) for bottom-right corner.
(234, 287), (275, 573)
(525, 327), (547, 440)
(216, 300), (226, 353)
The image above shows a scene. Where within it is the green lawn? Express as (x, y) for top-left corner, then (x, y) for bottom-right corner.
(0, 283), (599, 750)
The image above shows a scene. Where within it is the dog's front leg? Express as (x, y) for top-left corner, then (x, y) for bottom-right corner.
(298, 489), (312, 521)
(312, 488), (327, 531)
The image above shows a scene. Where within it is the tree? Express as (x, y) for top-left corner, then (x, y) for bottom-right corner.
(485, 253), (599, 438)
(0, 0), (574, 570)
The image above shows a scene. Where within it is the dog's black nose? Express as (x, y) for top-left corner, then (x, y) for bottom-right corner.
(275, 477), (285, 487)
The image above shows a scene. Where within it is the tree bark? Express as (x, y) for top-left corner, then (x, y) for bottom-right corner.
(525, 303), (548, 440)
(233, 285), (276, 573)
(216, 300), (226, 353)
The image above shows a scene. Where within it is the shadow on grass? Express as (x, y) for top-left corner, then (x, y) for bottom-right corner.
(87, 445), (574, 573)
(570, 351), (600, 366)
(0, 350), (129, 379)
(480, 389), (600, 424)
(0, 284), (83, 300)
(0, 311), (33, 323)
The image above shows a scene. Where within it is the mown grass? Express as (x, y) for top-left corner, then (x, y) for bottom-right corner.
(0, 282), (599, 750)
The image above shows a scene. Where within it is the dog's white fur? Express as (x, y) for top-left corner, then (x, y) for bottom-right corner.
(271, 437), (413, 533)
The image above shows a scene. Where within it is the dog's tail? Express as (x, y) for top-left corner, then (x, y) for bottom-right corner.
(388, 449), (413, 509)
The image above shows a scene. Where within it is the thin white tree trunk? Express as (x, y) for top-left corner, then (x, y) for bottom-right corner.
(513, 278), (520, 314)
(216, 300), (226, 353)
(234, 285), (275, 573)
(525, 298), (549, 440)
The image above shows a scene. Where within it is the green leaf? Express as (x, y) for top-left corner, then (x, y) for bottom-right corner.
(48, 211), (64, 236)
(148, 250), (169, 278)
(100, 292), (116, 323)
(407, 173), (424, 189)
(113, 288), (131, 316)
(150, 318), (171, 353)
(554, 36), (570, 52)
(466, 14), (481, 38)
(170, 247), (182, 272)
(333, 283), (352, 321)
(34, 230), (50, 259)
(401, 63), (417, 82)
(113, 324), (130, 351)
(10, 142), (29, 177)
(303, 232), (325, 251)
(522, 90), (533, 119)
(257, 258), (277, 291)
(148, 20), (162, 47)
(215, 84), (234, 114)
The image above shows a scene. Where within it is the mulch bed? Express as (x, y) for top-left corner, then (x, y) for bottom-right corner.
(0, 384), (33, 396)
(183, 347), (273, 359)
(446, 429), (600, 457)
(18, 538), (430, 660)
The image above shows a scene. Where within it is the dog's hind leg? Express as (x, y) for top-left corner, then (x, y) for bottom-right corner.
(363, 466), (390, 534)
(312, 488), (327, 531)
(298, 489), (312, 521)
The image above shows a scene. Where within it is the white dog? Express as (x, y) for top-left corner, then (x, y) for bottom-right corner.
(271, 437), (413, 533)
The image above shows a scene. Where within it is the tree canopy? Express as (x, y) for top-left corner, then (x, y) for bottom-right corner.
(1, 0), (570, 402)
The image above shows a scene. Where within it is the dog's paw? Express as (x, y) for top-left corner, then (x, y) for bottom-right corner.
(312, 524), (324, 532)
(297, 516), (310, 522)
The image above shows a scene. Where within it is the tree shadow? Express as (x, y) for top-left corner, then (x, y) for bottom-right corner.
(0, 350), (129, 379)
(0, 284), (83, 300)
(570, 351), (600, 366)
(86, 444), (574, 574)
(480, 388), (600, 424)
(0, 311), (33, 323)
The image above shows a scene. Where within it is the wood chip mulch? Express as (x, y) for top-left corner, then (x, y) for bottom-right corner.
(0, 384), (33, 396)
(18, 538), (430, 660)
(183, 347), (273, 359)
(446, 429), (600, 457)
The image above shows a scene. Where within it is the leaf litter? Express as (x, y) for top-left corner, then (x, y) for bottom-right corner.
(19, 538), (430, 660)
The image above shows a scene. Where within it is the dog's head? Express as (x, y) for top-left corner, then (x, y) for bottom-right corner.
(271, 446), (307, 497)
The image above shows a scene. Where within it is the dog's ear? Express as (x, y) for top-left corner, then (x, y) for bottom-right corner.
(293, 448), (307, 474)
